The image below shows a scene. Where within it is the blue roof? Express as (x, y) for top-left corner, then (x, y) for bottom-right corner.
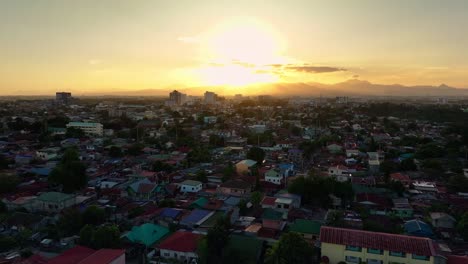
(278, 163), (294, 170)
(404, 219), (434, 238)
(160, 208), (183, 219)
(29, 167), (52, 176)
(224, 196), (241, 206)
(181, 209), (213, 226)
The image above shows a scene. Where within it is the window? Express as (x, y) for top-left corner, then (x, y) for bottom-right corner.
(367, 248), (383, 255)
(345, 256), (361, 263)
(345, 245), (362, 252)
(284, 204), (289, 209)
(192, 187), (194, 191)
(164, 252), (170, 257)
(367, 259), (383, 264)
(412, 254), (430, 261)
(389, 251), (406, 258)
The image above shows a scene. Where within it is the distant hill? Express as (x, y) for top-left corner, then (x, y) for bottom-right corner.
(83, 79), (468, 97)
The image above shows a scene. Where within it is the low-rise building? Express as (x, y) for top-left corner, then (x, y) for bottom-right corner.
(180, 180), (203, 193)
(66, 122), (103, 136)
(320, 226), (443, 264)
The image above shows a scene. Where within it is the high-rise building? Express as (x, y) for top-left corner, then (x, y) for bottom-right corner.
(56, 92), (72, 104)
(204, 91), (218, 104)
(169, 90), (187, 105)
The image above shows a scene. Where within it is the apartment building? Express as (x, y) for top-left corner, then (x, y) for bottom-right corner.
(66, 122), (103, 136)
(320, 226), (445, 264)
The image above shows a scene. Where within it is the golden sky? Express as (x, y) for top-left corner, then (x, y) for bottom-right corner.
(1, 0), (468, 95)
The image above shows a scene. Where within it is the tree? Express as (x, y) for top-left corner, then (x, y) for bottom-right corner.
(448, 174), (468, 193)
(49, 148), (88, 193)
(82, 206), (106, 226)
(66, 127), (85, 138)
(388, 181), (406, 197)
(127, 143), (144, 156)
(209, 135), (225, 147)
(266, 232), (314, 264)
(152, 161), (174, 172)
(196, 170), (208, 183)
(57, 208), (84, 236)
(0, 154), (11, 169)
(108, 146), (123, 158)
(416, 143), (444, 159)
(250, 191), (263, 206)
(246, 147), (265, 165)
(0, 173), (19, 194)
(400, 158), (417, 171)
(187, 147), (211, 164)
(222, 162), (235, 182)
(198, 216), (231, 264)
(457, 212), (468, 241)
(79, 224), (121, 249)
(159, 199), (176, 208)
(79, 225), (94, 246)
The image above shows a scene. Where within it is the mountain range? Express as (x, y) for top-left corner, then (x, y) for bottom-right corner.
(84, 79), (468, 97)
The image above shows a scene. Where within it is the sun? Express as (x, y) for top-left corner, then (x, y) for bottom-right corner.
(194, 18), (287, 89)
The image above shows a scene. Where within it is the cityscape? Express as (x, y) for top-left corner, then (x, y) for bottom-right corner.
(1, 1), (468, 264)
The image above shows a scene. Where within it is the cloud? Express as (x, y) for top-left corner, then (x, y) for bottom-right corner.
(353, 75), (360, 78)
(286, 65), (346, 73)
(177, 36), (199, 44)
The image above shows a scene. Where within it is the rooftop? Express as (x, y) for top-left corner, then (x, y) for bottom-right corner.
(320, 226), (436, 256)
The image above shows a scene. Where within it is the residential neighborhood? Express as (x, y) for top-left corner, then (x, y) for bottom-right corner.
(0, 93), (467, 264)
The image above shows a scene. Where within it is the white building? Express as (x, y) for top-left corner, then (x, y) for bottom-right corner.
(180, 180), (203, 193)
(328, 165), (353, 182)
(36, 147), (59, 160)
(204, 91), (218, 104)
(66, 122), (103, 136)
(265, 169), (282, 185)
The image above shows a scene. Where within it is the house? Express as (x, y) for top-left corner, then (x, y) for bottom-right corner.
(180, 209), (214, 228)
(124, 223), (169, 247)
(392, 198), (413, 219)
(35, 148), (59, 161)
(278, 163), (295, 178)
(289, 219), (322, 241)
(346, 149), (360, 158)
(390, 173), (412, 187)
(404, 219), (434, 238)
(430, 212), (456, 229)
(47, 245), (125, 264)
(66, 122), (103, 136)
(235, 159), (257, 175)
(157, 231), (202, 264)
(328, 165), (353, 182)
(262, 208), (286, 230)
(412, 182), (438, 192)
(180, 180), (203, 193)
(320, 226), (443, 264)
(265, 169), (282, 185)
(327, 144), (343, 154)
(127, 179), (157, 200)
(35, 192), (76, 213)
(217, 179), (252, 197)
(288, 149), (303, 164)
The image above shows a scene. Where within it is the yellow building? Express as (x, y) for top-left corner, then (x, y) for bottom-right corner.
(320, 226), (446, 264)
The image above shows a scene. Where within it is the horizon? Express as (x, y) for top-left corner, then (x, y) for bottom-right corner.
(1, 1), (468, 95)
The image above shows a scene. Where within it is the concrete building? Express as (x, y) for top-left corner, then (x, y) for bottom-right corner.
(204, 91), (217, 104)
(56, 92), (72, 104)
(180, 180), (203, 193)
(169, 90), (187, 105)
(320, 226), (444, 264)
(66, 122), (103, 136)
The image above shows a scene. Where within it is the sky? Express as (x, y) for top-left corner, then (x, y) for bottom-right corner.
(1, 0), (468, 95)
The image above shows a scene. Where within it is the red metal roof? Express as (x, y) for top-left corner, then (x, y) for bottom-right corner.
(320, 226), (436, 256)
(157, 231), (202, 252)
(447, 255), (468, 264)
(79, 249), (125, 264)
(47, 246), (95, 264)
(261, 196), (276, 206)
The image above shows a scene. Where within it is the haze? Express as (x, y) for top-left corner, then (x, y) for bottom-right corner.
(1, 0), (468, 96)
